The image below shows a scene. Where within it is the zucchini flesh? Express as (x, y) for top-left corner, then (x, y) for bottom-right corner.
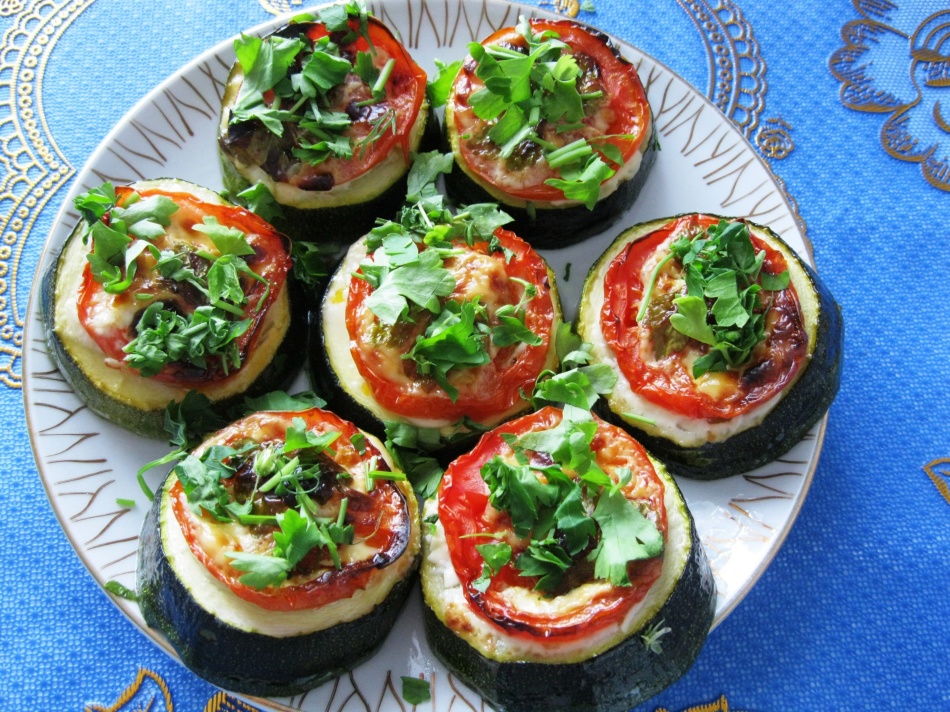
(40, 178), (301, 439)
(420, 409), (716, 711)
(136, 411), (421, 697)
(311, 232), (562, 451)
(577, 214), (843, 479)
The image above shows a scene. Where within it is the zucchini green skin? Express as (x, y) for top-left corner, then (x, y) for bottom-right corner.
(443, 122), (656, 248)
(422, 472), (715, 712)
(39, 180), (304, 440)
(308, 237), (563, 457)
(137, 474), (419, 697)
(578, 216), (844, 480)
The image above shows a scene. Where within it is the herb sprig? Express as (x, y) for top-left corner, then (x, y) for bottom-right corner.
(461, 16), (632, 209)
(637, 220), (790, 378)
(356, 152), (541, 402)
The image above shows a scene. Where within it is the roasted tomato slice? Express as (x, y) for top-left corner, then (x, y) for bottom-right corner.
(449, 19), (650, 202)
(75, 186), (291, 386)
(438, 406), (667, 642)
(223, 17), (427, 191)
(601, 214), (809, 420)
(170, 408), (413, 612)
(344, 228), (556, 422)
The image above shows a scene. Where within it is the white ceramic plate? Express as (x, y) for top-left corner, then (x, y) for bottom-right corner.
(24, 1), (825, 709)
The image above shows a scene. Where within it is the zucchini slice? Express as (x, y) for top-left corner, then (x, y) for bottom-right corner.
(218, 11), (433, 247)
(421, 406), (715, 712)
(443, 18), (656, 247)
(311, 226), (562, 452)
(137, 407), (421, 697)
(40, 178), (301, 439)
(577, 214), (843, 479)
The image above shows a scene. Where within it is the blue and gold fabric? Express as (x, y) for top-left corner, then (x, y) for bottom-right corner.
(1, 0), (947, 710)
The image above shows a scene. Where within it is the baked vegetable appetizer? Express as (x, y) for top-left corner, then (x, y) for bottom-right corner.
(137, 407), (421, 696)
(421, 405), (715, 712)
(442, 17), (656, 246)
(218, 2), (433, 245)
(313, 154), (562, 451)
(41, 179), (299, 439)
(577, 214), (843, 479)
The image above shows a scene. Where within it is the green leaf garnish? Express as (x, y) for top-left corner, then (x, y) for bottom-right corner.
(401, 677), (432, 705)
(637, 219), (791, 377)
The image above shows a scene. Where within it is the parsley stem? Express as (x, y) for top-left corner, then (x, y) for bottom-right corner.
(337, 497), (349, 528)
(485, 45), (527, 59)
(373, 58), (395, 97)
(580, 90), (604, 100)
(636, 251), (676, 323)
(545, 138), (593, 168)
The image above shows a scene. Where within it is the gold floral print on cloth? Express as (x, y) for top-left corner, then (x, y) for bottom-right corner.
(83, 668), (174, 712)
(831, 3), (950, 190)
(0, 0), (89, 389)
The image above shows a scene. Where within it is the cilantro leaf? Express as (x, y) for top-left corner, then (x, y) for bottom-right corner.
(227, 550), (291, 589)
(401, 677), (432, 705)
(591, 487), (664, 586)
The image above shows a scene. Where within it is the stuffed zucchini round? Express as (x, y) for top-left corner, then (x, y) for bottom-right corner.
(313, 223), (562, 451)
(218, 7), (433, 246)
(443, 18), (656, 246)
(137, 407), (421, 697)
(421, 406), (715, 712)
(577, 214), (843, 479)
(40, 178), (300, 439)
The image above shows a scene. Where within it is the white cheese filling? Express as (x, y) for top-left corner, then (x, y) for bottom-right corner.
(160, 434), (420, 637)
(580, 221), (820, 448)
(321, 238), (560, 435)
(420, 459), (691, 665)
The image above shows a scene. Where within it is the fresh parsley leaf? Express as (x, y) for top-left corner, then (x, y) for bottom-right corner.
(401, 677), (432, 705)
(227, 550), (292, 589)
(427, 58), (463, 108)
(473, 541), (513, 592)
(591, 486), (664, 586)
(243, 390), (326, 413)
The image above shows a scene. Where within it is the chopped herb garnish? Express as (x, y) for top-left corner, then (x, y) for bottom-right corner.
(462, 17), (631, 208)
(637, 220), (791, 377)
(476, 405), (662, 594)
(359, 152), (541, 401)
(229, 1), (391, 167)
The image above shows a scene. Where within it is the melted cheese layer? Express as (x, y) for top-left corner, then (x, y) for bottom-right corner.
(161, 434), (421, 637)
(579, 221), (820, 448)
(420, 458), (691, 664)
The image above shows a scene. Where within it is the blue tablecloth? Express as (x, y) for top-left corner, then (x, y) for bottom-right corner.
(2, 0), (948, 709)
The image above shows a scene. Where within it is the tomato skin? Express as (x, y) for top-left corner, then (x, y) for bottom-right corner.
(600, 214), (809, 421)
(225, 18), (427, 190)
(438, 406), (667, 642)
(450, 19), (651, 202)
(170, 408), (413, 612)
(305, 18), (427, 178)
(344, 228), (557, 422)
(76, 186), (291, 386)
